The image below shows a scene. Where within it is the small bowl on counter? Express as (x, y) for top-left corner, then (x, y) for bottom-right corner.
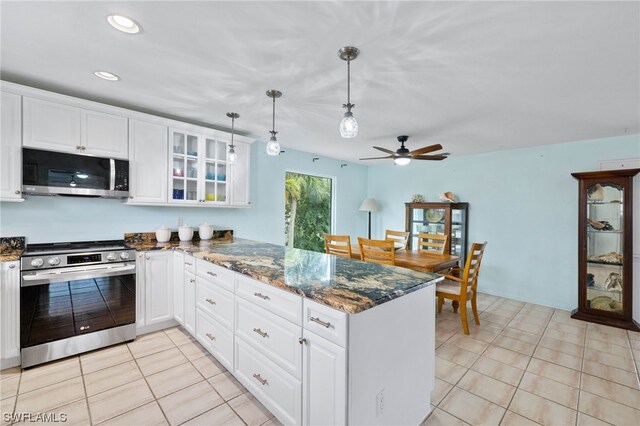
(155, 226), (172, 243)
(199, 223), (214, 240)
(178, 225), (194, 242)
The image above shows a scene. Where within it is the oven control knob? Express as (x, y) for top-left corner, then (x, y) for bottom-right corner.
(47, 257), (61, 266)
(106, 253), (118, 261)
(120, 252), (130, 260)
(30, 258), (44, 268)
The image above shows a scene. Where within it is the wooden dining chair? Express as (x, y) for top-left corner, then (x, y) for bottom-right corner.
(417, 233), (448, 254)
(436, 242), (487, 334)
(357, 237), (396, 266)
(323, 234), (352, 258)
(385, 229), (410, 250)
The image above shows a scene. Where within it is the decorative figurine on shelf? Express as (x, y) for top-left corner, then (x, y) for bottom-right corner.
(589, 252), (623, 264)
(605, 272), (623, 292)
(411, 194), (425, 203)
(439, 191), (457, 202)
(587, 184), (605, 201)
(590, 296), (623, 312)
(587, 273), (595, 288)
(587, 218), (615, 231)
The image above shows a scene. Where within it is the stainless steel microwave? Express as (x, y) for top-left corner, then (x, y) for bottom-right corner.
(22, 148), (129, 198)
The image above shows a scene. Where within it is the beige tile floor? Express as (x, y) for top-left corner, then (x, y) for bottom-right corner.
(0, 327), (280, 426)
(2, 293), (639, 426)
(425, 293), (640, 426)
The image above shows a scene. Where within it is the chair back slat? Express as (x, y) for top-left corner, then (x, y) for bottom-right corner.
(384, 229), (410, 250)
(417, 233), (448, 254)
(324, 234), (352, 258)
(358, 237), (396, 266)
(461, 242), (488, 293)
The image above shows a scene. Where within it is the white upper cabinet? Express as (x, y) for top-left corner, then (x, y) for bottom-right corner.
(23, 97), (81, 153)
(81, 110), (128, 159)
(0, 91), (23, 201)
(230, 141), (251, 206)
(128, 119), (168, 204)
(23, 97), (128, 159)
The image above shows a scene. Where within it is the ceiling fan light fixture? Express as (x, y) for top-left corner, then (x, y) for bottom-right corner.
(265, 90), (282, 156)
(338, 46), (360, 139)
(226, 112), (239, 165)
(394, 156), (411, 166)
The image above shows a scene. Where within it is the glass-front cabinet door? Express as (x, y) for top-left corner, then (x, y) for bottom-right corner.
(571, 169), (639, 331)
(168, 129), (228, 205)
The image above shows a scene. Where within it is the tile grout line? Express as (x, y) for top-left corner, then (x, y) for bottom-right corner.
(77, 355), (93, 426)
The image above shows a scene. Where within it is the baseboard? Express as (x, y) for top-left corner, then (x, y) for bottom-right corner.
(0, 355), (21, 370)
(136, 319), (179, 336)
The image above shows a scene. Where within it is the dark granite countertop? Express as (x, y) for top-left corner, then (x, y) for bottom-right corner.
(0, 237), (25, 262)
(126, 236), (441, 314)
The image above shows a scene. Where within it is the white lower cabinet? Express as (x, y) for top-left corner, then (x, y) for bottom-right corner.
(135, 252), (146, 328)
(195, 309), (234, 370)
(302, 330), (346, 426)
(184, 270), (197, 336)
(1, 261), (20, 368)
(173, 251), (185, 325)
(144, 251), (173, 325)
(235, 337), (302, 425)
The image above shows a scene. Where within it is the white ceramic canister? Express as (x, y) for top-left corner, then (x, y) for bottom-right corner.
(199, 223), (214, 240)
(178, 225), (194, 242)
(155, 225), (172, 243)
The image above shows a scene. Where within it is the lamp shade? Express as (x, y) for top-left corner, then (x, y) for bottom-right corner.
(359, 198), (381, 212)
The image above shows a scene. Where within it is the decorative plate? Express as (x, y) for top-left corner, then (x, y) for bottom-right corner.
(426, 209), (444, 223)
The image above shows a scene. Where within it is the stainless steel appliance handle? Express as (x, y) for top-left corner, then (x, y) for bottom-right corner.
(21, 263), (136, 287)
(110, 159), (116, 191)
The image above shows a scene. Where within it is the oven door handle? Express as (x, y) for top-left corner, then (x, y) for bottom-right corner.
(21, 263), (136, 287)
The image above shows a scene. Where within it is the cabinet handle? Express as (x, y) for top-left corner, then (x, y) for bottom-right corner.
(207, 272), (217, 277)
(310, 316), (332, 328)
(76, 145), (82, 150)
(145, 256), (150, 260)
(253, 373), (268, 386)
(205, 333), (215, 341)
(253, 292), (270, 301)
(206, 298), (216, 305)
(138, 254), (144, 258)
(81, 146), (86, 150)
(298, 337), (307, 345)
(129, 196), (133, 199)
(185, 262), (193, 266)
(253, 328), (268, 338)
(8, 264), (16, 269)
(189, 278), (195, 283)
(14, 190), (20, 195)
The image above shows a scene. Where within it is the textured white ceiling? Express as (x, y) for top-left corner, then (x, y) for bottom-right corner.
(1, 1), (638, 163)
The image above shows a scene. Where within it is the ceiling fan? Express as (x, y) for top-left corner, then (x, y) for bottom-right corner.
(359, 135), (448, 166)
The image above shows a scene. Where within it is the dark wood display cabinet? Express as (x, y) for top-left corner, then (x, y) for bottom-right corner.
(405, 202), (469, 264)
(571, 168), (640, 331)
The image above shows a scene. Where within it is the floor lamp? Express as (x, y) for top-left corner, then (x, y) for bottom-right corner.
(359, 198), (381, 239)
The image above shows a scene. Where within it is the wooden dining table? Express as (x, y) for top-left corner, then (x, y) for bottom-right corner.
(350, 244), (460, 273)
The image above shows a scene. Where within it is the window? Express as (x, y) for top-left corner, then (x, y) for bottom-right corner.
(284, 172), (334, 252)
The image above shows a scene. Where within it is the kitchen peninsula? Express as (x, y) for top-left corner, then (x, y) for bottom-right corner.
(126, 234), (441, 425)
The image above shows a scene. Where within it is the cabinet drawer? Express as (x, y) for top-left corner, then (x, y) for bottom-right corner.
(235, 275), (302, 325)
(196, 259), (235, 293)
(183, 254), (196, 273)
(196, 278), (234, 330)
(303, 299), (347, 347)
(235, 297), (302, 379)
(234, 338), (301, 426)
(195, 310), (233, 371)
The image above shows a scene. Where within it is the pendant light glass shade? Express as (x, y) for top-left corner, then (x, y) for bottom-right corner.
(340, 111), (358, 138)
(266, 90), (282, 156)
(226, 112), (239, 165)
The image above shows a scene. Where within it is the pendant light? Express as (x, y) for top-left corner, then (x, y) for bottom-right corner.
(226, 112), (239, 165)
(338, 46), (360, 138)
(266, 89), (282, 156)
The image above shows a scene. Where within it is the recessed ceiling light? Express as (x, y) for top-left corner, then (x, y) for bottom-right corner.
(93, 71), (120, 81)
(106, 14), (141, 34)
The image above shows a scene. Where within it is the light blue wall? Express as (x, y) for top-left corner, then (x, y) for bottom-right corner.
(366, 135), (640, 310)
(0, 142), (369, 244)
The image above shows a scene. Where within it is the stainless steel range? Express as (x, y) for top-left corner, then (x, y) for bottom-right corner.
(20, 240), (136, 367)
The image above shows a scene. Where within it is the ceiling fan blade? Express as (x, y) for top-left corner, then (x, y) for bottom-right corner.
(359, 155), (395, 160)
(412, 155), (448, 161)
(373, 146), (396, 155)
(409, 144), (443, 156)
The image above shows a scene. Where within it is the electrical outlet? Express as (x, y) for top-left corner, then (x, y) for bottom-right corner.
(376, 389), (384, 417)
(176, 216), (183, 226)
